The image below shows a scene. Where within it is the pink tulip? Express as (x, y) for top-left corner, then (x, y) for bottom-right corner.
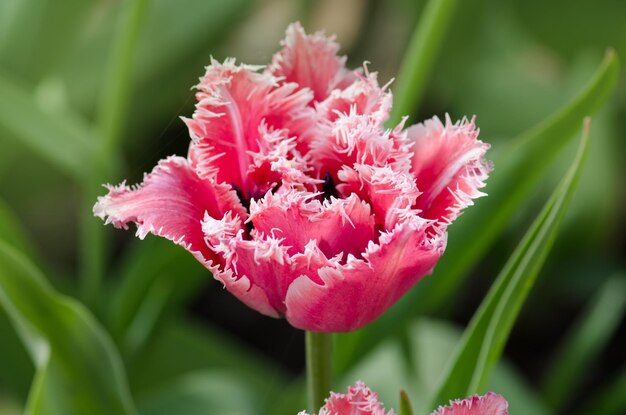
(298, 382), (508, 415)
(94, 22), (491, 332)
(298, 381), (394, 415)
(432, 393), (508, 415)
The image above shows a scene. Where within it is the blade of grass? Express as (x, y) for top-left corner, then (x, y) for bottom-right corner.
(98, 0), (150, 157)
(335, 50), (619, 375)
(541, 275), (626, 411)
(400, 389), (414, 415)
(388, 0), (458, 125)
(431, 119), (591, 407)
(411, 49), (618, 315)
(80, 0), (150, 305)
(0, 240), (137, 415)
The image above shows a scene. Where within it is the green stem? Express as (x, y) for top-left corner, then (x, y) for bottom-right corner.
(98, 0), (151, 157)
(306, 331), (332, 413)
(388, 0), (458, 126)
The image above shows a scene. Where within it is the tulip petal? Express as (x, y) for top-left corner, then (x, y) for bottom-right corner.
(184, 58), (313, 194)
(202, 212), (281, 317)
(409, 115), (491, 231)
(431, 392), (508, 415)
(94, 156), (246, 265)
(337, 164), (421, 229)
(285, 217), (444, 331)
(203, 211), (296, 314)
(310, 112), (412, 180)
(269, 22), (355, 102)
(319, 381), (395, 415)
(246, 123), (320, 196)
(316, 69), (392, 125)
(249, 191), (376, 261)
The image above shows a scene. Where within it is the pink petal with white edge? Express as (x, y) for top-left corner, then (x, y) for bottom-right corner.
(285, 217), (444, 331)
(204, 210), (303, 314)
(409, 115), (491, 231)
(246, 122), (320, 196)
(298, 381), (395, 415)
(310, 112), (412, 180)
(316, 69), (392, 125)
(269, 22), (356, 102)
(431, 392), (508, 415)
(93, 156), (246, 265)
(337, 164), (421, 229)
(202, 212), (280, 317)
(249, 190), (376, 261)
(184, 58), (313, 194)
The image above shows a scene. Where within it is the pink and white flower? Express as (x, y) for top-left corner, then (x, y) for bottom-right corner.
(298, 382), (508, 415)
(432, 393), (509, 415)
(298, 381), (394, 415)
(94, 22), (491, 332)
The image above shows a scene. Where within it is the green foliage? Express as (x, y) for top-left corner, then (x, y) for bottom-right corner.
(335, 51), (619, 374)
(0, 74), (102, 181)
(0, 0), (623, 413)
(399, 390), (414, 415)
(0, 198), (36, 260)
(343, 318), (550, 415)
(431, 121), (591, 406)
(137, 371), (256, 415)
(107, 237), (206, 357)
(389, 0), (458, 125)
(542, 275), (626, 411)
(0, 242), (136, 415)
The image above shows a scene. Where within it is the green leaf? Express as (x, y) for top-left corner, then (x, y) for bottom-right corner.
(61, 0), (251, 131)
(129, 317), (290, 414)
(0, 73), (103, 180)
(388, 0), (458, 125)
(0, 198), (36, 260)
(81, 0), (150, 307)
(542, 275), (626, 411)
(335, 50), (619, 375)
(343, 317), (550, 415)
(0, 241), (137, 415)
(430, 119), (591, 407)
(0, 307), (33, 402)
(137, 371), (256, 415)
(98, 0), (150, 158)
(107, 236), (206, 357)
(409, 49), (618, 315)
(399, 389), (414, 415)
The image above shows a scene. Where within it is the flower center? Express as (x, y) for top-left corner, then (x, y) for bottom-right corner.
(321, 172), (338, 200)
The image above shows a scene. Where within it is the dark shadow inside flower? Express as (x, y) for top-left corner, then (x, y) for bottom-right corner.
(321, 172), (338, 200)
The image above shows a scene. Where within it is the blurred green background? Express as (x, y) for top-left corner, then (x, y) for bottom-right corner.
(0, 0), (625, 414)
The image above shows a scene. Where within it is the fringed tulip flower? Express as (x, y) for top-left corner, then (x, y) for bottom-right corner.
(94, 22), (491, 332)
(298, 381), (394, 415)
(432, 393), (509, 415)
(298, 381), (508, 415)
